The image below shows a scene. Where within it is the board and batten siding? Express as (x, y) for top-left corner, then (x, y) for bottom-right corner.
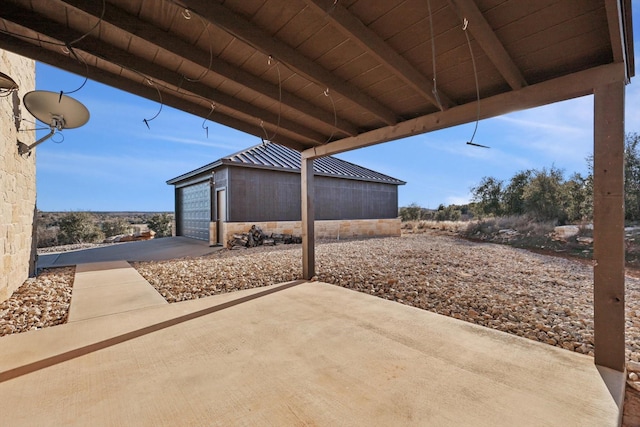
(226, 167), (399, 222)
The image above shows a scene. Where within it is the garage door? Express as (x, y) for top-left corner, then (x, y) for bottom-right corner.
(178, 182), (210, 241)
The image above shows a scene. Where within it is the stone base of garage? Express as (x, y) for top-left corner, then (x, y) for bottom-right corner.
(215, 218), (401, 247)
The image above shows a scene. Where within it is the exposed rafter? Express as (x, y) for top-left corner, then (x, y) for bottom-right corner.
(0, 32), (307, 151)
(604, 0), (626, 65)
(447, 0), (527, 90)
(1, 3), (326, 145)
(303, 63), (624, 159)
(182, 0), (398, 126)
(0, 0), (630, 154)
(60, 0), (359, 137)
(303, 0), (455, 111)
(604, 0), (634, 82)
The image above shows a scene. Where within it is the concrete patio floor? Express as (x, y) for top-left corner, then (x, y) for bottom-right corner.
(0, 262), (624, 426)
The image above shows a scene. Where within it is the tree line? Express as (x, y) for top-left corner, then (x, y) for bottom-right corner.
(37, 212), (174, 247)
(400, 132), (640, 224)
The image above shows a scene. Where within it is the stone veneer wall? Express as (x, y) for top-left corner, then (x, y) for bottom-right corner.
(0, 51), (36, 302)
(220, 218), (401, 248)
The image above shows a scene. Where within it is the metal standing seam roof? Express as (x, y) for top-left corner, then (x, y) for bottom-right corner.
(167, 142), (405, 185)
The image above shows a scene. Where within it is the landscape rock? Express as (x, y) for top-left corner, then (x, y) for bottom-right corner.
(132, 232), (640, 362)
(577, 237), (594, 245)
(553, 225), (580, 241)
(0, 267), (74, 337)
(7, 232), (640, 365)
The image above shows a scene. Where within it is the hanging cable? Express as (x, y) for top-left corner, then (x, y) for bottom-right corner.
(183, 12), (214, 83)
(260, 55), (282, 141)
(202, 103), (216, 138)
(462, 18), (487, 148)
(143, 79), (163, 129)
(68, 0), (106, 46)
(58, 45), (89, 102)
(0, 28), (66, 47)
(323, 88), (337, 144)
(0, 25), (223, 131)
(426, 0), (442, 110)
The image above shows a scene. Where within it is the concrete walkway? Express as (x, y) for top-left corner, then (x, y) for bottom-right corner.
(37, 236), (220, 269)
(68, 261), (167, 322)
(0, 265), (624, 426)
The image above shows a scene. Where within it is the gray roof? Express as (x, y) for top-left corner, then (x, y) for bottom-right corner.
(168, 142), (405, 185)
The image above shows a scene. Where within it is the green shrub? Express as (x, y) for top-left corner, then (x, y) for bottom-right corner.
(147, 213), (173, 237)
(101, 218), (131, 237)
(57, 212), (104, 245)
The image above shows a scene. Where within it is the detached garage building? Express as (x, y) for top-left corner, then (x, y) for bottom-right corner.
(167, 142), (405, 246)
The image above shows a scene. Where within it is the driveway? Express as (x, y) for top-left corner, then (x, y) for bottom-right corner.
(37, 237), (221, 269)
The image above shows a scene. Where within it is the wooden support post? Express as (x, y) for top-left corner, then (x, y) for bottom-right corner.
(593, 80), (626, 372)
(302, 158), (315, 279)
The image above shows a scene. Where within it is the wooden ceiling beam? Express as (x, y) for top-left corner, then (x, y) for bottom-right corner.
(604, 0), (626, 64)
(303, 0), (455, 111)
(1, 3), (324, 145)
(58, 0), (358, 137)
(447, 0), (528, 90)
(183, 0), (398, 126)
(0, 32), (308, 151)
(303, 63), (625, 159)
(604, 0), (633, 81)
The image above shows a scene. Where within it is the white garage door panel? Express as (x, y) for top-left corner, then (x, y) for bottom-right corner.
(178, 182), (210, 241)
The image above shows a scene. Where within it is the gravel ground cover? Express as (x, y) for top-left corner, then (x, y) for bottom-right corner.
(0, 267), (74, 336)
(5, 232), (640, 362)
(133, 233), (640, 362)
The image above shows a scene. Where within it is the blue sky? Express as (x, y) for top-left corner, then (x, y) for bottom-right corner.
(34, 12), (640, 212)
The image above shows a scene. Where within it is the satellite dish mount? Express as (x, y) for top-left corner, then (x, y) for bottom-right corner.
(17, 90), (89, 156)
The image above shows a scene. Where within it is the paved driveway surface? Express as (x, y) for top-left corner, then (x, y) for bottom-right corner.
(38, 237), (220, 268)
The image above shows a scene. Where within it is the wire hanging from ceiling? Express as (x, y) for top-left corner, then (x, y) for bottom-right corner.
(260, 55), (282, 142)
(202, 103), (216, 138)
(323, 88), (337, 144)
(81, 51), (215, 131)
(426, 0), (442, 110)
(461, 18), (488, 148)
(57, 45), (89, 101)
(143, 79), (163, 129)
(68, 0), (106, 46)
(0, 26), (224, 134)
(181, 10), (214, 83)
(0, 0), (100, 102)
(0, 26), (92, 101)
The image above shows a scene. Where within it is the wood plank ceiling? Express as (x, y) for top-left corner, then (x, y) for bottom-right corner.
(0, 0), (634, 155)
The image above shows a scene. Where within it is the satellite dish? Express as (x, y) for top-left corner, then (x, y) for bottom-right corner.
(0, 71), (18, 92)
(18, 90), (90, 155)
